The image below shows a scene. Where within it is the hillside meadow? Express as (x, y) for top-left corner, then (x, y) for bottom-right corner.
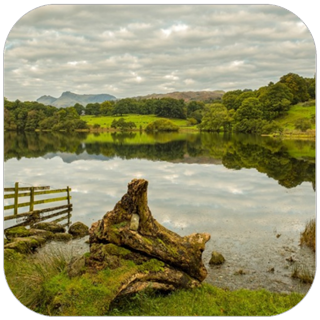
(81, 103), (315, 139)
(82, 114), (196, 130)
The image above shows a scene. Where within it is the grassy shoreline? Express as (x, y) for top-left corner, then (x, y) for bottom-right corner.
(4, 248), (305, 316)
(31, 102), (316, 140)
(262, 129), (315, 140)
(80, 106), (315, 139)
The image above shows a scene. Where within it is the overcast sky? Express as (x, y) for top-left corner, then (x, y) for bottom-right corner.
(4, 4), (316, 101)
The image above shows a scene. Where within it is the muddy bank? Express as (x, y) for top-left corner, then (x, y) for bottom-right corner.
(202, 226), (315, 294)
(35, 221), (315, 296)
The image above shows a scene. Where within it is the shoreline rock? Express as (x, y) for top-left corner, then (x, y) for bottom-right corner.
(4, 222), (75, 254)
(68, 222), (89, 238)
(209, 251), (225, 265)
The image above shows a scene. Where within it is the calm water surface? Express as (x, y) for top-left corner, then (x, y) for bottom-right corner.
(4, 131), (316, 293)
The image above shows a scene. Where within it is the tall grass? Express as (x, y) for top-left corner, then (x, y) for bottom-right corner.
(108, 284), (304, 316)
(300, 219), (316, 251)
(291, 263), (314, 284)
(4, 248), (72, 312)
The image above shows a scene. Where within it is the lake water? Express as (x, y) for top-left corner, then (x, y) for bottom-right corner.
(3, 131), (316, 294)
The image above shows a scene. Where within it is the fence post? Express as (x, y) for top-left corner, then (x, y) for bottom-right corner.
(30, 187), (34, 211)
(67, 186), (71, 226)
(67, 186), (70, 206)
(14, 182), (19, 216)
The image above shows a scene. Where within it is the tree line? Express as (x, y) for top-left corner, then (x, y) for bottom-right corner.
(199, 73), (315, 133)
(4, 96), (189, 131)
(4, 72), (315, 133)
(4, 99), (88, 132)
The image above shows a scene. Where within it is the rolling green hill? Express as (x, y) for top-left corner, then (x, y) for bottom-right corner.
(275, 103), (315, 130)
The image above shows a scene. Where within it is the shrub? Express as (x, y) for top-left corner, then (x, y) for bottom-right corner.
(261, 121), (283, 135)
(93, 123), (101, 129)
(187, 118), (198, 126)
(300, 219), (315, 251)
(111, 118), (136, 131)
(299, 100), (315, 107)
(74, 119), (89, 129)
(294, 118), (312, 132)
(291, 263), (314, 284)
(145, 119), (179, 132)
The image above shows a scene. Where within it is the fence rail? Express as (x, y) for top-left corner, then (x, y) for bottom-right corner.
(4, 182), (72, 226)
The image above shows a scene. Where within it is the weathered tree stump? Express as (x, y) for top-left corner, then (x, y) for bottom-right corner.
(88, 179), (210, 295)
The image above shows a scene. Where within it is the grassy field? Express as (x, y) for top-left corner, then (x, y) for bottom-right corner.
(82, 104), (315, 138)
(275, 104), (315, 130)
(82, 114), (197, 130)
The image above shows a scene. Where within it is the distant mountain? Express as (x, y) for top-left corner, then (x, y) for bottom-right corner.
(37, 91), (117, 108)
(133, 90), (225, 102)
(36, 95), (57, 105)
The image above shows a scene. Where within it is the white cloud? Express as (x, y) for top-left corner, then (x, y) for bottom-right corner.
(164, 72), (179, 81)
(184, 79), (195, 85)
(67, 61), (87, 66)
(161, 23), (189, 36)
(3, 5), (315, 101)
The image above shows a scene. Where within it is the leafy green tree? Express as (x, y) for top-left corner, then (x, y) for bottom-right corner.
(233, 118), (268, 133)
(126, 121), (136, 130)
(234, 91), (256, 110)
(65, 107), (80, 120)
(199, 104), (228, 132)
(187, 101), (205, 117)
(235, 98), (263, 121)
(57, 109), (67, 122)
(111, 119), (118, 129)
(155, 98), (186, 119)
(116, 118), (126, 128)
(258, 82), (293, 120)
(113, 100), (129, 116)
(25, 110), (46, 131)
(233, 98), (264, 133)
(73, 103), (85, 115)
(110, 118), (136, 131)
(4, 108), (17, 131)
(279, 73), (309, 103)
(100, 101), (114, 115)
(73, 119), (89, 130)
(225, 109), (236, 131)
(222, 90), (242, 110)
(86, 103), (101, 116)
(15, 107), (28, 131)
(261, 121), (283, 135)
(305, 76), (316, 100)
(39, 115), (59, 130)
(139, 99), (156, 115)
(190, 110), (203, 123)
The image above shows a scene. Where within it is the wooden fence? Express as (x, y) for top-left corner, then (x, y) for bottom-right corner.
(4, 182), (72, 227)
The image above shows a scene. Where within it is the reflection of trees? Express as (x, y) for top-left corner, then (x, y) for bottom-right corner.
(221, 136), (315, 190)
(4, 131), (87, 160)
(111, 132), (137, 144)
(86, 140), (185, 161)
(4, 131), (315, 190)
